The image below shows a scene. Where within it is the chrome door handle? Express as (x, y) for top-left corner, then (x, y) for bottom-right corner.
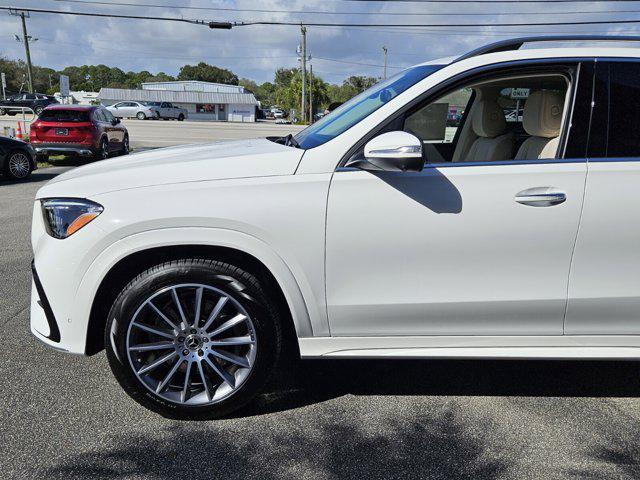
(515, 187), (566, 207)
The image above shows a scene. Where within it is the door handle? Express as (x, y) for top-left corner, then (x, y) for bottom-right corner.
(515, 187), (566, 207)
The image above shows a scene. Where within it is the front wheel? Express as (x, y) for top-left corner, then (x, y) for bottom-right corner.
(0, 108), (6, 116)
(178, 114), (185, 121)
(105, 258), (281, 419)
(34, 105), (44, 115)
(136, 111), (147, 120)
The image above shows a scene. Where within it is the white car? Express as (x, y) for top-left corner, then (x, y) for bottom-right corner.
(106, 101), (158, 120)
(30, 36), (640, 419)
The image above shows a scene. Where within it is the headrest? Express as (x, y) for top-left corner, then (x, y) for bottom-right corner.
(523, 90), (564, 138)
(472, 100), (507, 138)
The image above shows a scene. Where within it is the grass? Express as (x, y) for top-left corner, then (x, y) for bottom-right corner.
(37, 155), (83, 169)
(36, 148), (140, 169)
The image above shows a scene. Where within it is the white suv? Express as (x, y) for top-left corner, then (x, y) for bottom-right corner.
(30, 37), (640, 418)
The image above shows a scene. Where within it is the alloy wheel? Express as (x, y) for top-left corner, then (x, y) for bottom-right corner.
(7, 152), (31, 178)
(126, 283), (257, 405)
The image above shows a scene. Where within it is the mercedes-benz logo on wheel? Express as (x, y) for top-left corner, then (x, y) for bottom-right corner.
(185, 334), (202, 351)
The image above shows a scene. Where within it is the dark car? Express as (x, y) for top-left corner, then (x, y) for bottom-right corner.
(30, 105), (129, 161)
(0, 92), (58, 116)
(0, 135), (36, 180)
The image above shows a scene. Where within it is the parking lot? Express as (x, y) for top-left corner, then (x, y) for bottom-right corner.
(2, 146), (640, 478)
(0, 115), (306, 149)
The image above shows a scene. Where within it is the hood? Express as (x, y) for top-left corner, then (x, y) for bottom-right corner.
(36, 138), (304, 199)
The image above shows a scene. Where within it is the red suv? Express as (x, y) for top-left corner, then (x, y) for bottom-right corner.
(31, 105), (129, 161)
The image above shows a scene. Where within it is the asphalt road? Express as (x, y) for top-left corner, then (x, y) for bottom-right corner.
(2, 168), (640, 479)
(0, 115), (305, 148)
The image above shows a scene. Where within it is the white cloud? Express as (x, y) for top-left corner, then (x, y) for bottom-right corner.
(1, 0), (639, 84)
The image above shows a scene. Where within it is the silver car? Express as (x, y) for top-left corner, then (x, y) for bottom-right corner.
(106, 101), (158, 120)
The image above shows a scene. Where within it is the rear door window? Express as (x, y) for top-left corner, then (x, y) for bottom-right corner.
(603, 62), (640, 158)
(94, 109), (107, 122)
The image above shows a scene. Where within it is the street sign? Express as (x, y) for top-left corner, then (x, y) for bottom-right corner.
(60, 74), (69, 97)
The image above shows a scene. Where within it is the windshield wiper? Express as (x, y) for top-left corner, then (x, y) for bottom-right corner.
(268, 134), (301, 149)
(284, 134), (300, 148)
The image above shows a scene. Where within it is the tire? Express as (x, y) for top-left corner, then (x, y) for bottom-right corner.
(4, 150), (33, 179)
(7, 111), (16, 116)
(34, 105), (44, 115)
(120, 134), (129, 156)
(136, 111), (147, 120)
(94, 137), (109, 161)
(0, 108), (6, 116)
(178, 114), (185, 121)
(105, 258), (281, 419)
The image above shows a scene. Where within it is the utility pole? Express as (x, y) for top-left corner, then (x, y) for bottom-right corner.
(300, 25), (307, 123)
(382, 46), (388, 80)
(10, 11), (35, 93)
(309, 64), (313, 122)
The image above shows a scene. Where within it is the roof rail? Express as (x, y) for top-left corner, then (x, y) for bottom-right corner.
(454, 35), (640, 63)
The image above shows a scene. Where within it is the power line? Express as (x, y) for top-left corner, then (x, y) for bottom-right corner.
(48, 0), (640, 17)
(9, 5), (640, 28)
(239, 18), (640, 27)
(0, 6), (232, 28)
(314, 56), (404, 69)
(315, 24), (640, 36)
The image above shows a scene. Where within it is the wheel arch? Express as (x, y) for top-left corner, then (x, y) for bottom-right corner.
(85, 243), (305, 357)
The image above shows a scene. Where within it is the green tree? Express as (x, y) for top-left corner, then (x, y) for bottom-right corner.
(177, 62), (238, 85)
(326, 75), (379, 105)
(238, 77), (258, 92)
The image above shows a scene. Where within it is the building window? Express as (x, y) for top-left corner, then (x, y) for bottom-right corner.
(196, 103), (216, 113)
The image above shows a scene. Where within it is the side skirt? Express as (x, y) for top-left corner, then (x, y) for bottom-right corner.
(299, 336), (640, 359)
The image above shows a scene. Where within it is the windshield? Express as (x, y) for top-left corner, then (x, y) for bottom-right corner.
(294, 64), (443, 149)
(143, 101), (161, 106)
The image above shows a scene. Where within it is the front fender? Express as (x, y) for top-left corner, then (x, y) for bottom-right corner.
(73, 227), (323, 352)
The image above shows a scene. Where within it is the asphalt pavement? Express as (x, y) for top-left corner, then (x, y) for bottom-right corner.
(2, 168), (640, 479)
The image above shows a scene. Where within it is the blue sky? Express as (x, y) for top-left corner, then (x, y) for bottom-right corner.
(1, 0), (639, 84)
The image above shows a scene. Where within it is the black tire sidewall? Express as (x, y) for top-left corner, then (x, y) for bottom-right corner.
(105, 260), (280, 420)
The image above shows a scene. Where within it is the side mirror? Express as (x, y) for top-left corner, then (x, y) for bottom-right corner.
(349, 131), (424, 172)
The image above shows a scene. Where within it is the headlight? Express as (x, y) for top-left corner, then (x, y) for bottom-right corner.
(41, 198), (103, 239)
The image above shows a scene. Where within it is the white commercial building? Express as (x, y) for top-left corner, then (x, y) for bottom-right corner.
(99, 81), (259, 122)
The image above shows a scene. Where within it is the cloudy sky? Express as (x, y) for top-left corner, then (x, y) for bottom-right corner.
(0, 0), (638, 84)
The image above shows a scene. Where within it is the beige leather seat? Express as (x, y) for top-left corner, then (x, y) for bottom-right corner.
(515, 90), (565, 160)
(462, 100), (514, 162)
